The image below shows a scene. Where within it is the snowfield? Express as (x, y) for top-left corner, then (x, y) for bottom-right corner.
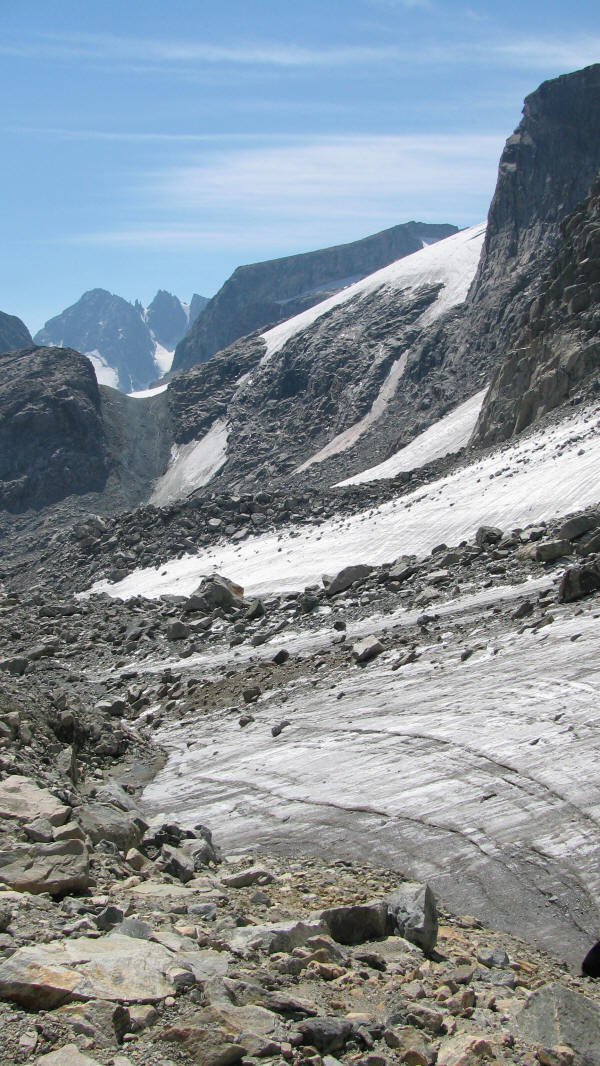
(149, 419), (229, 506)
(262, 222), (486, 359)
(336, 388), (488, 485)
(89, 399), (600, 602)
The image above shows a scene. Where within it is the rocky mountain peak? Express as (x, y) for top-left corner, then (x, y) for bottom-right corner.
(0, 311), (32, 355)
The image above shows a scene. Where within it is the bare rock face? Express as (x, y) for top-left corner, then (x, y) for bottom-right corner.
(473, 173), (600, 445)
(0, 311), (31, 355)
(0, 346), (108, 512)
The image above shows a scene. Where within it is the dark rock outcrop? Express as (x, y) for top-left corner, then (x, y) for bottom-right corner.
(171, 221), (458, 373)
(0, 346), (108, 511)
(145, 289), (188, 351)
(473, 174), (600, 445)
(0, 311), (32, 355)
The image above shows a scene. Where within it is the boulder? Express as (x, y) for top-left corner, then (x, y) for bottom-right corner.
(386, 883), (438, 954)
(326, 564), (373, 597)
(320, 901), (388, 945)
(296, 1016), (354, 1052)
(0, 775), (70, 826)
(436, 1032), (500, 1066)
(0, 838), (90, 896)
(222, 866), (276, 889)
(475, 526), (503, 547)
(558, 512), (600, 541)
(516, 982), (600, 1065)
(558, 561), (600, 602)
(352, 636), (384, 664)
(73, 803), (147, 851)
(0, 933), (226, 1007)
(226, 919), (326, 956)
(535, 539), (570, 562)
(184, 574), (245, 613)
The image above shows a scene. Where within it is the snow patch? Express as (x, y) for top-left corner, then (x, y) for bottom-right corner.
(127, 383), (169, 399)
(337, 388), (487, 485)
(152, 339), (175, 375)
(149, 419), (229, 506)
(85, 350), (119, 390)
(261, 223), (486, 361)
(87, 400), (600, 603)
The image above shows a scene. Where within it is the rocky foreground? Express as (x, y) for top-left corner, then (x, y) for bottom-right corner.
(1, 492), (600, 1064)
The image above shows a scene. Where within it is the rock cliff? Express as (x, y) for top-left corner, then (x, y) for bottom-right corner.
(0, 346), (108, 511)
(0, 312), (31, 355)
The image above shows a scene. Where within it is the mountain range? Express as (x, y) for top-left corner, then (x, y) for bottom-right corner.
(33, 288), (208, 393)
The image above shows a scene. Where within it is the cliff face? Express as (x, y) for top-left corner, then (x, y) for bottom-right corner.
(171, 221), (458, 373)
(473, 176), (600, 446)
(455, 63), (600, 385)
(0, 346), (108, 512)
(0, 312), (31, 355)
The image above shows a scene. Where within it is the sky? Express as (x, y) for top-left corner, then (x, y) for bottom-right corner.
(1, 1), (599, 334)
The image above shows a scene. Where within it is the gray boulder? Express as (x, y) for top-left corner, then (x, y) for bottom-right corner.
(0, 774), (70, 826)
(516, 982), (600, 1065)
(558, 561), (600, 602)
(320, 901), (388, 945)
(0, 838), (90, 896)
(73, 803), (147, 851)
(352, 636), (384, 664)
(386, 882), (438, 954)
(184, 574), (245, 614)
(326, 564), (373, 597)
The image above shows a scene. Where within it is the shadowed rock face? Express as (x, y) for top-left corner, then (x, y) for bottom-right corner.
(0, 311), (31, 355)
(473, 175), (600, 445)
(171, 221), (458, 373)
(0, 346), (108, 512)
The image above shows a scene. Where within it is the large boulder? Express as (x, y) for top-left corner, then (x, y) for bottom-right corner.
(558, 561), (600, 602)
(326, 564), (373, 597)
(0, 839), (90, 897)
(386, 882), (438, 954)
(320, 901), (388, 945)
(0, 933), (226, 1008)
(516, 982), (600, 1066)
(0, 775), (70, 826)
(73, 803), (148, 851)
(183, 574), (245, 613)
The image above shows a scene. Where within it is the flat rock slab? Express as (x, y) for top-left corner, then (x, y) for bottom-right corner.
(0, 933), (227, 1008)
(226, 919), (326, 956)
(516, 982), (600, 1066)
(0, 775), (70, 826)
(36, 1046), (102, 1066)
(0, 839), (90, 896)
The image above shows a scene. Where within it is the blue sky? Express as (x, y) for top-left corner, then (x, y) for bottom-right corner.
(2, 1), (599, 333)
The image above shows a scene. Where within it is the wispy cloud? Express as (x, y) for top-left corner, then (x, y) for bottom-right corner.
(68, 133), (503, 252)
(495, 37), (600, 72)
(0, 32), (405, 69)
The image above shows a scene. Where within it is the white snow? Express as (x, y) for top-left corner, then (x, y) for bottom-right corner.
(149, 419), (229, 506)
(127, 383), (169, 399)
(152, 340), (175, 375)
(336, 388), (487, 486)
(85, 349), (119, 389)
(86, 399), (600, 603)
(261, 222), (486, 360)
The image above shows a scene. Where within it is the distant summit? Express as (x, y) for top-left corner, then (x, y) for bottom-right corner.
(172, 221), (458, 373)
(0, 311), (31, 355)
(34, 288), (207, 392)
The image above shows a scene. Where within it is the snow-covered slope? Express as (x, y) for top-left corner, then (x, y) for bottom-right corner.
(149, 419), (229, 506)
(89, 397), (600, 602)
(262, 222), (486, 359)
(336, 387), (487, 486)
